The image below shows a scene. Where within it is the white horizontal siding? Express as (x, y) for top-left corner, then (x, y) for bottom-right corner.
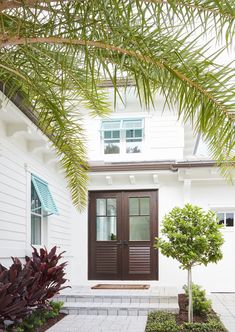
(0, 182), (26, 201)
(0, 220), (26, 233)
(0, 124), (74, 265)
(83, 89), (185, 162)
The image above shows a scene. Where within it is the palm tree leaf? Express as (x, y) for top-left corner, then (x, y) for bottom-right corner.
(0, 0), (235, 209)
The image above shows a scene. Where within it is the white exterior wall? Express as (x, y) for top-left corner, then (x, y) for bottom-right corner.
(71, 171), (235, 292)
(84, 88), (184, 162)
(1, 87), (235, 293)
(191, 182), (235, 292)
(0, 96), (79, 281)
(69, 88), (235, 292)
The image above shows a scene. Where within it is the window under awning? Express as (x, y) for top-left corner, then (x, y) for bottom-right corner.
(31, 174), (59, 216)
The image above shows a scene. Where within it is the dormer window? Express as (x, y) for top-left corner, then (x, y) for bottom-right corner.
(123, 119), (143, 154)
(102, 120), (121, 154)
(101, 119), (144, 155)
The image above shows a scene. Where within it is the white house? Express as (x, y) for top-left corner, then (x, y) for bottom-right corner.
(1, 86), (235, 293)
(0, 90), (79, 283)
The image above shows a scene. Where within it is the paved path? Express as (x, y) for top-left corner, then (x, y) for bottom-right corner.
(48, 292), (235, 331)
(46, 315), (147, 332)
(211, 293), (235, 332)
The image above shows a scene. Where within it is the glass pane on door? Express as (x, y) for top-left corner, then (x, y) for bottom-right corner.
(129, 197), (150, 241)
(96, 198), (117, 240)
(130, 216), (150, 240)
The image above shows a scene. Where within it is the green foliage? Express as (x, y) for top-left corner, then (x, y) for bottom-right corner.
(1, 2), (235, 209)
(145, 311), (227, 332)
(155, 204), (224, 269)
(183, 284), (212, 316)
(146, 311), (180, 332)
(182, 314), (227, 332)
(10, 301), (63, 332)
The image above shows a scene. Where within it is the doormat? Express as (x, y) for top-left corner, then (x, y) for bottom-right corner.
(91, 284), (150, 290)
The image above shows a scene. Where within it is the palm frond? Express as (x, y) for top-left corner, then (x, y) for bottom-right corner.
(0, 0), (235, 209)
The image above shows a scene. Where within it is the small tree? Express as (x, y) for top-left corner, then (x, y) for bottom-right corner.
(155, 204), (224, 323)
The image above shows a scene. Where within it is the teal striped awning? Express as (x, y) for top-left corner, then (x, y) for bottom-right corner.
(31, 175), (59, 215)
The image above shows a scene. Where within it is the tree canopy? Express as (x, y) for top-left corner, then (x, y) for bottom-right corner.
(155, 204), (224, 269)
(155, 203), (224, 322)
(1, 1), (235, 209)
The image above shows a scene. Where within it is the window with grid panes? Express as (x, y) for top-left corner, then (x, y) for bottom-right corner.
(101, 119), (144, 154)
(217, 211), (234, 227)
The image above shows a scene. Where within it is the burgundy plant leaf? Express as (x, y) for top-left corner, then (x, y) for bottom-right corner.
(48, 246), (57, 260)
(0, 246), (69, 324)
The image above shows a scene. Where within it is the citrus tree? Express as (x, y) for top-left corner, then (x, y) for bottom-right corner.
(1, 2), (235, 209)
(155, 204), (224, 322)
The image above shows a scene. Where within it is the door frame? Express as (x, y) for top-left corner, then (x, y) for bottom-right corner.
(88, 190), (159, 280)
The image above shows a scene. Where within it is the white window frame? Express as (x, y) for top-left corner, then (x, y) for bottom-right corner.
(30, 176), (48, 247)
(101, 118), (144, 155)
(216, 211), (235, 229)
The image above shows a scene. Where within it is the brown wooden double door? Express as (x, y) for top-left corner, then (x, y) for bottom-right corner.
(88, 190), (158, 280)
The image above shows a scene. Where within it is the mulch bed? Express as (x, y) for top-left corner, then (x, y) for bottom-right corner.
(33, 313), (66, 332)
(177, 293), (213, 324)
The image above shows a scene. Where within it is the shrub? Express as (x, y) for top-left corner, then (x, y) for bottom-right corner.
(182, 315), (227, 332)
(145, 312), (227, 332)
(25, 246), (68, 307)
(145, 311), (180, 332)
(10, 301), (64, 332)
(0, 258), (33, 322)
(183, 284), (212, 316)
(0, 247), (68, 327)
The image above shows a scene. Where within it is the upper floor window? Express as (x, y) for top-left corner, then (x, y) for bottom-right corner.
(31, 175), (58, 245)
(101, 119), (144, 155)
(217, 211), (234, 228)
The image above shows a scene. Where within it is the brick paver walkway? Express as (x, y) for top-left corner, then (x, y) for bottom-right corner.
(211, 293), (235, 332)
(46, 315), (147, 332)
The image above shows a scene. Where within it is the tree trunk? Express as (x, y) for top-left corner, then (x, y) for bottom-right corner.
(188, 267), (193, 323)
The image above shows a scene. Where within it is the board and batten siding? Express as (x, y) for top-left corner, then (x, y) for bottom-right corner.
(0, 107), (75, 281)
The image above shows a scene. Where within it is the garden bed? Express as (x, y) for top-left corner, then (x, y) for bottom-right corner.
(177, 293), (210, 324)
(145, 294), (227, 332)
(0, 301), (66, 332)
(33, 312), (66, 332)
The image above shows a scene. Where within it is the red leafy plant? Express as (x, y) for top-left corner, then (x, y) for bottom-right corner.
(25, 246), (69, 306)
(0, 246), (69, 328)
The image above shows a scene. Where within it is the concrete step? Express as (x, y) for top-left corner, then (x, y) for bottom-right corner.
(60, 301), (179, 316)
(55, 293), (177, 304)
(54, 285), (178, 305)
(53, 286), (179, 316)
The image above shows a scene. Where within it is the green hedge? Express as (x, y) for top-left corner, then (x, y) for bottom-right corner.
(145, 311), (227, 332)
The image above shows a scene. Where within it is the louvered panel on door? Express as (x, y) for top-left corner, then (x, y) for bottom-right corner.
(128, 246), (151, 274)
(96, 244), (118, 274)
